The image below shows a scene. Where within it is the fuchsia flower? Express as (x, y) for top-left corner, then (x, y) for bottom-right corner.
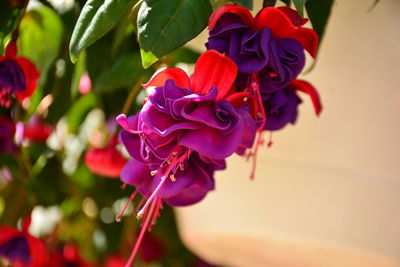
(0, 42), (39, 108)
(263, 79), (322, 130)
(206, 5), (322, 132)
(47, 245), (90, 267)
(116, 50), (256, 265)
(85, 137), (127, 178)
(207, 5), (317, 92)
(118, 50), (255, 206)
(0, 218), (47, 267)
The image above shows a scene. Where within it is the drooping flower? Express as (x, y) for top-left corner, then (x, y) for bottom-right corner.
(116, 50), (256, 265)
(0, 42), (40, 108)
(117, 50), (255, 207)
(0, 218), (47, 266)
(85, 137), (127, 178)
(206, 5), (318, 93)
(263, 79), (322, 130)
(47, 245), (90, 267)
(0, 116), (17, 154)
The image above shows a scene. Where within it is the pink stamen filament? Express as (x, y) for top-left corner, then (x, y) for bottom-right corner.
(124, 196), (158, 267)
(115, 191), (138, 222)
(137, 149), (190, 219)
(246, 73), (267, 180)
(135, 197), (147, 214)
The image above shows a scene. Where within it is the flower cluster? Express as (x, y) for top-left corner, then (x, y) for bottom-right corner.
(115, 5), (322, 264)
(207, 5), (321, 130)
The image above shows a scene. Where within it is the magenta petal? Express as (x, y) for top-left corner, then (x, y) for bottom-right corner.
(121, 159), (152, 190)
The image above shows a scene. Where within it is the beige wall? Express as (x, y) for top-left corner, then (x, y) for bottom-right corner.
(177, 0), (400, 266)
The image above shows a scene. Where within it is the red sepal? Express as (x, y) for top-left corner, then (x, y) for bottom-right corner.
(21, 215), (31, 233)
(0, 226), (22, 244)
(226, 92), (257, 119)
(14, 57), (40, 102)
(0, 226), (48, 267)
(142, 68), (190, 89)
(208, 4), (254, 30)
(190, 50), (237, 100)
(290, 79), (322, 116)
(105, 255), (125, 267)
(276, 7), (308, 27)
(85, 145), (127, 178)
(24, 117), (52, 143)
(26, 234), (48, 266)
(255, 7), (318, 58)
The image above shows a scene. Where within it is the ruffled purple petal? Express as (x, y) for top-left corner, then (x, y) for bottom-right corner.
(0, 235), (30, 264)
(0, 59), (26, 93)
(263, 87), (302, 130)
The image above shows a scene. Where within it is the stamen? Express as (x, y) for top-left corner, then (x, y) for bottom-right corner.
(115, 191), (138, 222)
(137, 176), (167, 220)
(134, 197), (147, 214)
(169, 174), (176, 182)
(137, 149), (190, 219)
(150, 170), (158, 176)
(245, 73), (267, 180)
(125, 196), (158, 267)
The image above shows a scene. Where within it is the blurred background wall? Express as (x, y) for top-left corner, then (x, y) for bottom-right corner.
(176, 0), (400, 266)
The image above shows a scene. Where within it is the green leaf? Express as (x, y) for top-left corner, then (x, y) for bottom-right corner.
(140, 49), (159, 69)
(94, 53), (147, 92)
(293, 0), (307, 17)
(69, 0), (137, 63)
(305, 0), (333, 50)
(231, 0), (253, 9)
(19, 4), (63, 86)
(137, 0), (212, 68)
(71, 51), (87, 97)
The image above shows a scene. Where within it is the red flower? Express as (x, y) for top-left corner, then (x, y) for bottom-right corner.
(0, 221), (47, 267)
(47, 245), (89, 267)
(23, 116), (52, 143)
(0, 42), (40, 107)
(85, 138), (127, 178)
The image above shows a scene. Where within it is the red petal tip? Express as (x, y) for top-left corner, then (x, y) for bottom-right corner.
(208, 4), (254, 30)
(290, 79), (322, 116)
(142, 68), (190, 89)
(190, 50), (237, 100)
